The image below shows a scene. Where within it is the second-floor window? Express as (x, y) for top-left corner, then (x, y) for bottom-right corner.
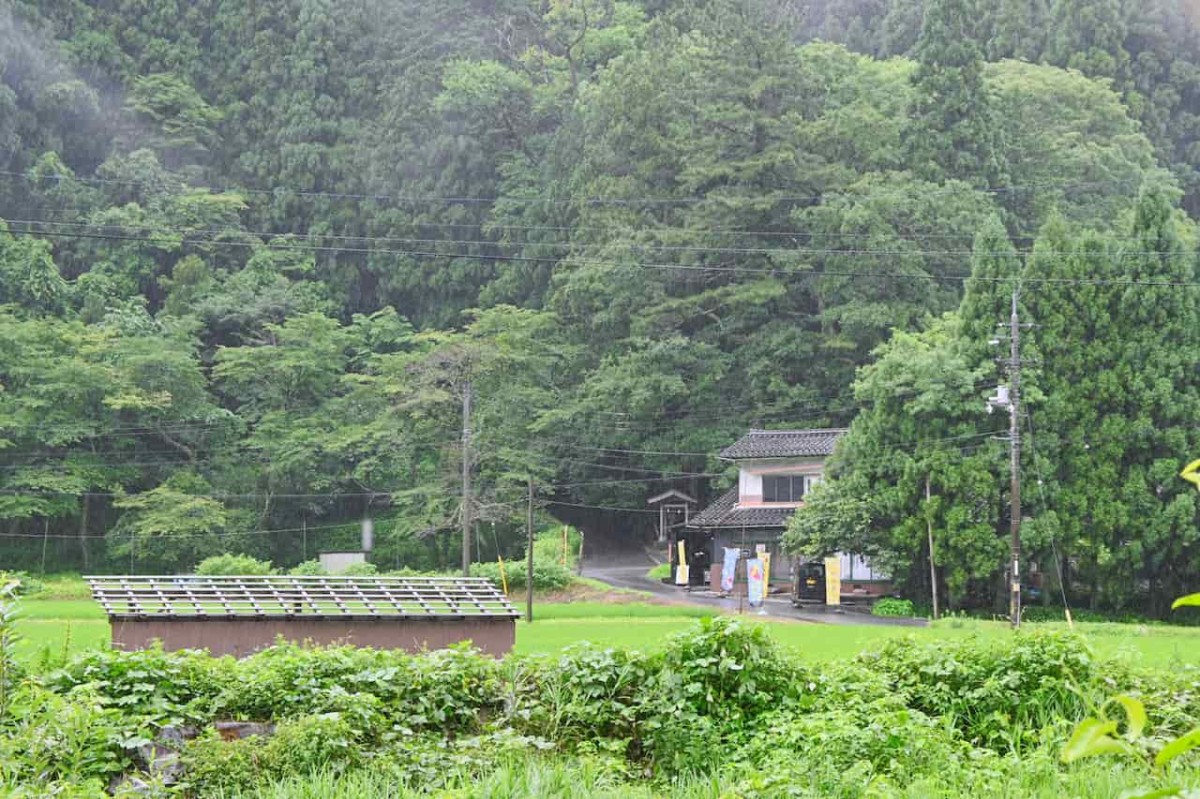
(762, 475), (810, 502)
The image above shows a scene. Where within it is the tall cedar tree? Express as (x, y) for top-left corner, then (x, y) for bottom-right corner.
(907, 0), (1008, 187)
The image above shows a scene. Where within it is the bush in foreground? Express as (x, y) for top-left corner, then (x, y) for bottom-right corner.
(2, 617), (1197, 797)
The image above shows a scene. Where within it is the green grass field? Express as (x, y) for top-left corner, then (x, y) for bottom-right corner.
(12, 597), (1200, 668)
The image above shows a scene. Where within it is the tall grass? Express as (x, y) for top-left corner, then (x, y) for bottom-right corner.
(212, 759), (735, 799)
(206, 756), (1200, 798)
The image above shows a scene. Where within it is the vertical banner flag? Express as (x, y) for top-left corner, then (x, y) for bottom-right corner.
(761, 552), (772, 593)
(675, 540), (689, 585)
(721, 547), (738, 593)
(824, 555), (841, 606)
(747, 558), (765, 607)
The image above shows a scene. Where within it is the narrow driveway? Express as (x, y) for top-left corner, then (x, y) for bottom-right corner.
(582, 548), (928, 627)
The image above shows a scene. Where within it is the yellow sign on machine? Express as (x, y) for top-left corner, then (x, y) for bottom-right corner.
(824, 556), (841, 606)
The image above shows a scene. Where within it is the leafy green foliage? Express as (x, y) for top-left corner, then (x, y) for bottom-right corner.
(0, 683), (135, 786)
(47, 644), (232, 727)
(1061, 692), (1200, 799)
(472, 560), (573, 594)
(195, 554), (276, 576)
(5, 616), (1197, 795)
(0, 0), (1195, 629)
(872, 597), (917, 617)
(0, 580), (20, 720)
(858, 630), (1096, 749)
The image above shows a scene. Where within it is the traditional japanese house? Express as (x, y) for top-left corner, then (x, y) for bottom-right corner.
(687, 429), (891, 597)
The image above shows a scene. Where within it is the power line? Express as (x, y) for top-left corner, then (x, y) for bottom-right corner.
(8, 216), (1199, 262)
(5, 222), (1194, 287)
(0, 169), (1147, 206)
(9, 216), (1197, 258)
(11, 198), (1181, 247)
(0, 518), (365, 541)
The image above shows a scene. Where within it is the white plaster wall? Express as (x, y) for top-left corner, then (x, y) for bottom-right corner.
(738, 468), (762, 499)
(737, 458), (826, 503)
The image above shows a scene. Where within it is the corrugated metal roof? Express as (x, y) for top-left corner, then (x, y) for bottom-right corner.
(718, 428), (846, 460)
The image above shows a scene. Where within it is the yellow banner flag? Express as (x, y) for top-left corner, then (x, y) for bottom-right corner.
(824, 556), (841, 606)
(675, 540), (689, 585)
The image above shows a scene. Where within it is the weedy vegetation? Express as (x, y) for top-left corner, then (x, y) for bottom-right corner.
(1, 593), (1197, 798)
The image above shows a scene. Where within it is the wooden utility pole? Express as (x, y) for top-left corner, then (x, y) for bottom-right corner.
(461, 381), (473, 577)
(988, 288), (1029, 629)
(526, 477), (534, 623)
(925, 475), (939, 620)
(1008, 290), (1022, 629)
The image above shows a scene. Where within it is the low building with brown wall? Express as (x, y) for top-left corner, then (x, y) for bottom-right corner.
(89, 575), (519, 658)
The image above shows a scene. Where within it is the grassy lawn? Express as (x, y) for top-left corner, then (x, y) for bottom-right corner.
(13, 596), (1200, 668)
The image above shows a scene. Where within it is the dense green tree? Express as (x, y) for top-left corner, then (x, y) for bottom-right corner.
(785, 220), (1020, 609)
(0, 0), (1198, 605)
(906, 0), (1007, 187)
(1022, 188), (1200, 613)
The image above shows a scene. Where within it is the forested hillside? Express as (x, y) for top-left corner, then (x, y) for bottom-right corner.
(1, 0), (1196, 613)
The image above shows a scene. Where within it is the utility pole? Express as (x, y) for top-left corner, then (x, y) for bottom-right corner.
(461, 381), (473, 577)
(526, 477), (535, 623)
(987, 288), (1027, 629)
(925, 475), (939, 620)
(1007, 291), (1022, 629)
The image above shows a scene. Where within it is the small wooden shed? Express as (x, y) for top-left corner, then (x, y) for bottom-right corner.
(88, 575), (519, 657)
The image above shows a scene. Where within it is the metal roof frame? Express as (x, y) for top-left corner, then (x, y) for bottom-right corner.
(87, 575), (519, 621)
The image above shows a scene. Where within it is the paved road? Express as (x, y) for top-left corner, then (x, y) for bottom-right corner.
(582, 548), (928, 628)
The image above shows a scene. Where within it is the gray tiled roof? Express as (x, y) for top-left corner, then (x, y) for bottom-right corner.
(687, 488), (796, 530)
(718, 428), (846, 460)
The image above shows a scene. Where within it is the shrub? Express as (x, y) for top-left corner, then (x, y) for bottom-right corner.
(288, 559), (326, 575)
(1, 580), (21, 719)
(339, 562), (378, 576)
(653, 616), (803, 721)
(859, 631), (1097, 750)
(533, 527), (582, 570)
(216, 642), (504, 737)
(263, 713), (361, 774)
(0, 570), (45, 596)
(0, 684), (133, 785)
(195, 554), (275, 576)
(215, 643), (396, 721)
(516, 644), (651, 748)
(872, 597), (916, 617)
(473, 560), (573, 594)
(638, 617), (807, 774)
(47, 644), (232, 726)
(739, 696), (969, 781)
(32, 574), (93, 600)
(181, 731), (267, 795)
(646, 563), (671, 581)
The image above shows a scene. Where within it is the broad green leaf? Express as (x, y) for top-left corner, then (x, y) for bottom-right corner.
(1172, 594), (1200, 611)
(1155, 728), (1200, 768)
(1103, 695), (1148, 740)
(1061, 718), (1137, 763)
(1118, 788), (1186, 799)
